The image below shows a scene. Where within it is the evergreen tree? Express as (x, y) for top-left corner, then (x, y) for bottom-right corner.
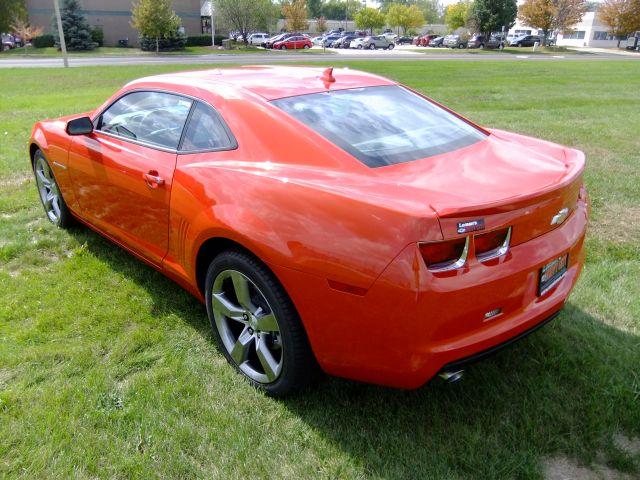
(52, 0), (95, 51)
(307, 0), (322, 18)
(470, 0), (517, 36)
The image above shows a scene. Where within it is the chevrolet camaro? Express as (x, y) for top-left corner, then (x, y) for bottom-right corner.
(29, 66), (589, 396)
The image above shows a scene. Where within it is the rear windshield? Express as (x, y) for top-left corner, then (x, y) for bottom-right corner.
(272, 85), (486, 168)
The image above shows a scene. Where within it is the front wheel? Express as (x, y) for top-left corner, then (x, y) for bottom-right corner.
(369, 44), (376, 50)
(387, 44), (394, 50)
(357, 44), (363, 49)
(205, 250), (319, 396)
(303, 44), (310, 49)
(33, 149), (74, 228)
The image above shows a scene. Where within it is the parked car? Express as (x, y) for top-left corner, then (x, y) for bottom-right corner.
(30, 66), (588, 395)
(248, 33), (270, 46)
(443, 34), (468, 49)
(381, 31), (398, 42)
(626, 31), (640, 50)
(1, 33), (16, 51)
(485, 34), (505, 50)
(467, 34), (486, 49)
(265, 33), (294, 49)
(273, 35), (312, 50)
(321, 34), (343, 47)
(509, 35), (540, 47)
(362, 35), (395, 50)
(395, 36), (414, 45)
(336, 34), (361, 48)
(350, 37), (366, 49)
(429, 36), (445, 47)
(311, 36), (324, 45)
(417, 34), (439, 47)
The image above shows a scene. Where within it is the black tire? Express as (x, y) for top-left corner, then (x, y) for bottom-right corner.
(205, 250), (319, 396)
(369, 43), (375, 50)
(303, 44), (310, 49)
(280, 44), (286, 50)
(32, 149), (75, 228)
(388, 44), (394, 50)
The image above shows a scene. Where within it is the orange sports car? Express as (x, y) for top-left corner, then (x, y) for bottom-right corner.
(29, 66), (588, 396)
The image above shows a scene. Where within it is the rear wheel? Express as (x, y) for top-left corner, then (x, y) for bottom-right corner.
(205, 250), (318, 396)
(303, 44), (310, 49)
(357, 44), (363, 49)
(369, 43), (376, 50)
(280, 44), (286, 50)
(388, 44), (394, 50)
(33, 149), (74, 228)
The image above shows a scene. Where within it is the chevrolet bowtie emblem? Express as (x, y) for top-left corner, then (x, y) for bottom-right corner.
(551, 207), (569, 226)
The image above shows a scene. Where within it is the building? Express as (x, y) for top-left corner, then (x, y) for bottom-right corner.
(26, 0), (204, 47)
(510, 3), (627, 48)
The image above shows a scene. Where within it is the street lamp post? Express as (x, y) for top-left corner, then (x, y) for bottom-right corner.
(53, 0), (69, 67)
(210, 1), (216, 47)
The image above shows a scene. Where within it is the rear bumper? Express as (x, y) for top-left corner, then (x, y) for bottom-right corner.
(271, 197), (588, 389)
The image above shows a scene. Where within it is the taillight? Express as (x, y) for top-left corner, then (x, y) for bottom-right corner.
(475, 227), (511, 261)
(419, 237), (469, 272)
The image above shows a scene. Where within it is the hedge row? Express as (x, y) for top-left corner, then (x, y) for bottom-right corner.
(32, 34), (55, 48)
(186, 34), (226, 46)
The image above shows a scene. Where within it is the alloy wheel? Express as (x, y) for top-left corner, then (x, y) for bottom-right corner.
(210, 269), (283, 384)
(34, 155), (62, 224)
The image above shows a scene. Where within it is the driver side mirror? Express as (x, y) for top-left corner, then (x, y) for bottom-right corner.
(66, 116), (94, 136)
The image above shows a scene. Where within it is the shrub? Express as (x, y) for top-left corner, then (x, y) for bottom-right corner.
(32, 34), (55, 48)
(185, 34), (226, 46)
(90, 26), (104, 46)
(139, 31), (186, 51)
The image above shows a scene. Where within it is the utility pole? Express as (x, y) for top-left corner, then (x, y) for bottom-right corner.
(210, 1), (216, 46)
(53, 0), (68, 67)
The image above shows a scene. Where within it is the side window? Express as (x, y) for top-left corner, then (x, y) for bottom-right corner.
(179, 102), (236, 152)
(99, 91), (192, 150)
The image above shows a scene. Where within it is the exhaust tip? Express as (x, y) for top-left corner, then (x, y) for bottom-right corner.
(438, 370), (465, 383)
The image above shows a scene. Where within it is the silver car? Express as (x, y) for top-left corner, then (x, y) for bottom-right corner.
(361, 36), (395, 50)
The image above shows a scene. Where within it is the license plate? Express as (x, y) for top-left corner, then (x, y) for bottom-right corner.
(538, 254), (568, 295)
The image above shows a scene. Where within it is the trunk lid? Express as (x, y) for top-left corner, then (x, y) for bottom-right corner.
(379, 129), (585, 244)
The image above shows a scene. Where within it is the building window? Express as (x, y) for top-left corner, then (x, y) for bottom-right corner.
(593, 31), (607, 40)
(202, 17), (211, 34)
(563, 30), (585, 40)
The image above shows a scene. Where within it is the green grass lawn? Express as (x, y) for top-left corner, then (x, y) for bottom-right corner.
(1, 60), (639, 479)
(0, 45), (328, 57)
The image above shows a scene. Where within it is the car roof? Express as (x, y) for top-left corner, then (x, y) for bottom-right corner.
(127, 66), (396, 101)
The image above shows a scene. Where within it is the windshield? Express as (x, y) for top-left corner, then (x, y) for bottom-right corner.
(272, 85), (486, 168)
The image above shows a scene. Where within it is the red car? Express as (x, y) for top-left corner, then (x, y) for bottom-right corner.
(29, 66), (588, 396)
(272, 35), (312, 50)
(416, 34), (439, 46)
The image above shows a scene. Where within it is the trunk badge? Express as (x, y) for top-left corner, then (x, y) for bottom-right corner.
(551, 208), (569, 226)
(457, 219), (485, 234)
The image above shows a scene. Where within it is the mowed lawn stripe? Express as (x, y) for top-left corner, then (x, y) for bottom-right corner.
(0, 60), (639, 479)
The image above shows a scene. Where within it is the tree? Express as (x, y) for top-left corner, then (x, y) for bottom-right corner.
(214, 0), (278, 45)
(599, 0), (640, 46)
(0, 0), (25, 33)
(11, 18), (43, 54)
(354, 7), (386, 33)
(282, 0), (309, 32)
(419, 0), (443, 24)
(131, 0), (181, 53)
(518, 0), (587, 44)
(386, 4), (425, 34)
(317, 15), (328, 32)
(307, 0), (321, 18)
(470, 0), (517, 36)
(52, 0), (95, 51)
(444, 1), (471, 30)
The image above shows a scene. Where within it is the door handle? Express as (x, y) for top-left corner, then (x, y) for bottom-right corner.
(143, 171), (164, 189)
